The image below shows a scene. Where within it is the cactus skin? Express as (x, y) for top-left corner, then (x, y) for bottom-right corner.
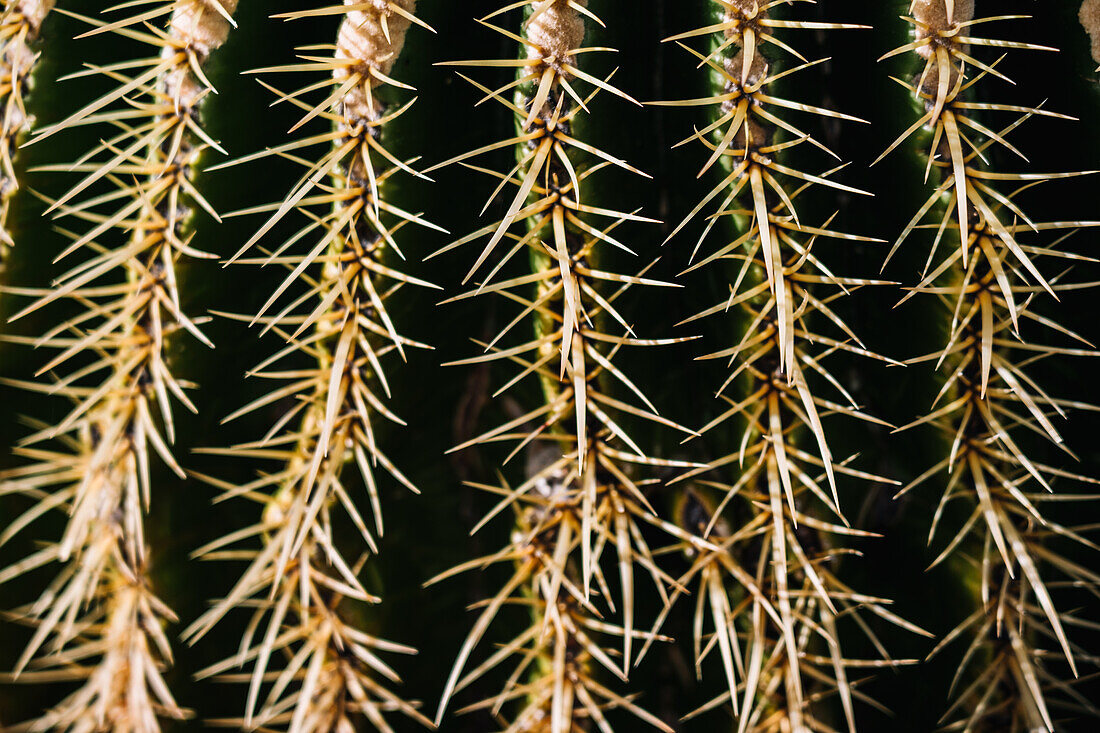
(0, 2), (1098, 732)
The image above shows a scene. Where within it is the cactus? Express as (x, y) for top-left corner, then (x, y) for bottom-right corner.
(1, 1), (1099, 732)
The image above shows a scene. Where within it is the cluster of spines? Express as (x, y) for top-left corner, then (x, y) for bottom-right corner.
(880, 1), (1100, 729)
(181, 2), (438, 731)
(0, 2), (1096, 731)
(655, 1), (925, 730)
(429, 1), (697, 729)
(0, 0), (53, 266)
(0, 1), (239, 729)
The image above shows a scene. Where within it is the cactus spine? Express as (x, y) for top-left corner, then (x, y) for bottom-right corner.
(0, 1), (239, 729)
(181, 2), (440, 730)
(881, 1), (1100, 728)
